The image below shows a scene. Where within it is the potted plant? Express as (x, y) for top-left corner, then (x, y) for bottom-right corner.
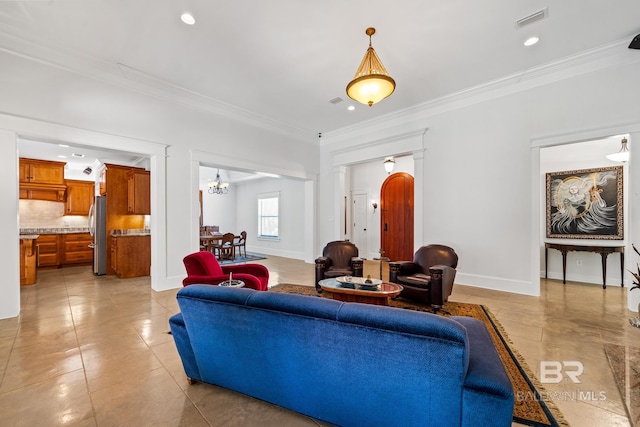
(628, 244), (640, 327)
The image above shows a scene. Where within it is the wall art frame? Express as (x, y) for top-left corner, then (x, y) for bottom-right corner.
(546, 165), (623, 240)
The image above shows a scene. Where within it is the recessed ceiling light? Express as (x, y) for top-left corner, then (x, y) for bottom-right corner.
(58, 144), (69, 148)
(524, 36), (539, 47)
(181, 13), (196, 25)
(57, 155), (67, 159)
(348, 106), (355, 111)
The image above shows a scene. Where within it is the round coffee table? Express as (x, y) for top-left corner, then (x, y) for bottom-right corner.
(318, 278), (403, 306)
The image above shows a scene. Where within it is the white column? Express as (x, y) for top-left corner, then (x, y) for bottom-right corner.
(304, 178), (317, 263)
(0, 129), (20, 319)
(333, 165), (347, 240)
(412, 149), (425, 251)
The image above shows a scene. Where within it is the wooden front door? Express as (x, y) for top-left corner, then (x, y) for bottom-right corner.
(380, 173), (414, 262)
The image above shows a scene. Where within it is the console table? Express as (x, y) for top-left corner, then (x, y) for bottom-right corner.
(544, 243), (624, 289)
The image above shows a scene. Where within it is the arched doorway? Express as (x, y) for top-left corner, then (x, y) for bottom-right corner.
(380, 172), (414, 261)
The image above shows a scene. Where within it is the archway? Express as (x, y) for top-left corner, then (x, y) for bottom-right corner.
(380, 172), (414, 261)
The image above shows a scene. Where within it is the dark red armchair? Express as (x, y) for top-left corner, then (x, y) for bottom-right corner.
(182, 251), (269, 291)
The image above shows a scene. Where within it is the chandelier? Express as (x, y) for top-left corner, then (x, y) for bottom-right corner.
(208, 169), (229, 194)
(346, 27), (396, 107)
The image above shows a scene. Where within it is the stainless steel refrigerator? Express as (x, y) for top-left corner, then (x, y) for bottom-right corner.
(88, 195), (107, 275)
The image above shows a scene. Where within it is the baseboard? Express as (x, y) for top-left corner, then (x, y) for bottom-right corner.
(455, 272), (538, 296)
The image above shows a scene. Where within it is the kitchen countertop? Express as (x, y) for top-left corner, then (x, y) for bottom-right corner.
(20, 234), (39, 240)
(111, 229), (151, 237)
(20, 227), (90, 235)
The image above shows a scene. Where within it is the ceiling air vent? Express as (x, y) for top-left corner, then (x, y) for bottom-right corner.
(328, 97), (344, 104)
(516, 8), (547, 28)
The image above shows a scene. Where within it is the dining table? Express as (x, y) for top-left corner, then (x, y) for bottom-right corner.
(200, 233), (239, 259)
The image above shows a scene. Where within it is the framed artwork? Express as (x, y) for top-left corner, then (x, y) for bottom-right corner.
(546, 165), (623, 240)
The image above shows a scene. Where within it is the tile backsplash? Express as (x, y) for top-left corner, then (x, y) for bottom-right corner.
(19, 200), (88, 229)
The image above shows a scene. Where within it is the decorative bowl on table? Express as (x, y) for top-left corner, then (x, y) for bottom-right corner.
(219, 279), (244, 287)
(336, 276), (382, 290)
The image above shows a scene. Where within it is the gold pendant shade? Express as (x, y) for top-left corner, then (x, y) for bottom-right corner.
(346, 27), (396, 107)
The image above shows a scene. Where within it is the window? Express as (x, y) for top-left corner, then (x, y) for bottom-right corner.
(258, 192), (279, 238)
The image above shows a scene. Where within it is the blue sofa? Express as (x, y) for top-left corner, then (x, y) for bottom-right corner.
(170, 285), (514, 427)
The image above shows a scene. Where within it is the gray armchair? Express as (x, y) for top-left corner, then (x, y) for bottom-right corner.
(389, 244), (458, 308)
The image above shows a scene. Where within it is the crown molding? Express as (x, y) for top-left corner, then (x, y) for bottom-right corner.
(324, 38), (640, 144)
(0, 25), (316, 143)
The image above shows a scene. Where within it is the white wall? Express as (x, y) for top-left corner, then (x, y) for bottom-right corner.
(201, 184), (238, 233)
(540, 139), (629, 285)
(319, 52), (640, 297)
(350, 156), (414, 258)
(0, 49), (318, 319)
(235, 177), (307, 259)
(200, 176), (308, 259)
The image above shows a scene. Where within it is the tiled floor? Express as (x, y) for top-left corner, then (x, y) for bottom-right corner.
(0, 256), (638, 426)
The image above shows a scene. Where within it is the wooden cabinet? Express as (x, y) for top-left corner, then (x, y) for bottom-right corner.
(20, 158), (65, 185)
(111, 235), (151, 279)
(65, 180), (94, 215)
(62, 233), (93, 265)
(36, 234), (61, 267)
(35, 233), (93, 269)
(19, 158), (66, 201)
(127, 170), (151, 214)
(20, 238), (37, 285)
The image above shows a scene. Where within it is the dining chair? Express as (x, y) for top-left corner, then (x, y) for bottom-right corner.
(233, 231), (247, 258)
(213, 232), (235, 260)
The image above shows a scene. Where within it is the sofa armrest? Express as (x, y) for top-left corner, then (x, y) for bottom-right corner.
(389, 261), (421, 283)
(169, 313), (201, 382)
(315, 256), (331, 268)
(453, 316), (514, 427)
(182, 274), (264, 291)
(222, 263), (269, 279)
(432, 264), (457, 300)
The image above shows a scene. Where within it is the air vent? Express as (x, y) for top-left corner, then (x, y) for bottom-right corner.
(516, 8), (547, 28)
(328, 97), (344, 104)
(72, 153), (85, 158)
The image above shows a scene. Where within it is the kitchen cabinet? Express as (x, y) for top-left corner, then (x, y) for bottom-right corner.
(20, 237), (37, 285)
(99, 163), (149, 275)
(110, 235), (150, 279)
(36, 234), (60, 268)
(35, 233), (93, 269)
(19, 158), (66, 201)
(127, 169), (151, 214)
(62, 233), (93, 265)
(65, 180), (94, 215)
(20, 158), (65, 185)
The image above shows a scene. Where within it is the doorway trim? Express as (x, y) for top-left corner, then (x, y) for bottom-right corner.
(530, 120), (640, 297)
(328, 128), (427, 250)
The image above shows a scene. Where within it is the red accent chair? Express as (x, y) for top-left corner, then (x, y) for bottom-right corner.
(182, 251), (269, 291)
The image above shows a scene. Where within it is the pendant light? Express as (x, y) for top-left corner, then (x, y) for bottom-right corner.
(346, 27), (396, 107)
(606, 137), (630, 162)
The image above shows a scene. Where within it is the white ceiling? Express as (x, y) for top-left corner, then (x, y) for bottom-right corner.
(3, 1), (640, 182)
(1, 0), (639, 135)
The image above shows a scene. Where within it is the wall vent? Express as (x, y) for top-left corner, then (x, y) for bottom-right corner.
(328, 97), (344, 104)
(516, 8), (547, 28)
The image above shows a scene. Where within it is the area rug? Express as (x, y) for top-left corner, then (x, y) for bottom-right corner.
(271, 284), (569, 427)
(604, 343), (640, 427)
(219, 252), (266, 265)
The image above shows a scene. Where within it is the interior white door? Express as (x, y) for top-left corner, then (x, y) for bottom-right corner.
(352, 193), (368, 256)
